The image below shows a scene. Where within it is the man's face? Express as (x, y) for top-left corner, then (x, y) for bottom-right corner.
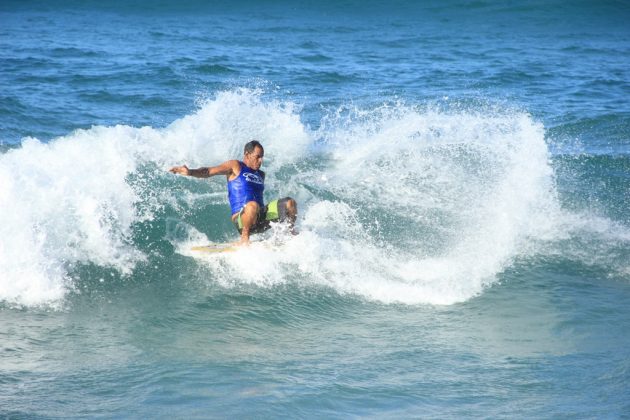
(244, 146), (264, 170)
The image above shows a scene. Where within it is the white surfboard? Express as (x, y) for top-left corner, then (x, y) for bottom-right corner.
(191, 242), (239, 253)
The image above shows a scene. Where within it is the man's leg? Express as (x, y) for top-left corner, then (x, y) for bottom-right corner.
(284, 198), (298, 233)
(238, 201), (260, 245)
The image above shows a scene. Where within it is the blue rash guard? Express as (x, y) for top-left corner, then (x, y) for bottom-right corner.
(227, 161), (265, 215)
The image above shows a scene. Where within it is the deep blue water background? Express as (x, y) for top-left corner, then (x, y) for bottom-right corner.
(2, 0), (629, 152)
(1, 0), (629, 417)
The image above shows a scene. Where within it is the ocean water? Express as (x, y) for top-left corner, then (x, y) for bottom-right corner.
(1, 0), (629, 417)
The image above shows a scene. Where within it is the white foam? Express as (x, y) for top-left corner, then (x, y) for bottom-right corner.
(292, 105), (563, 303)
(0, 130), (144, 306)
(3, 90), (627, 307)
(0, 89), (309, 307)
(170, 99), (628, 304)
(188, 103), (584, 304)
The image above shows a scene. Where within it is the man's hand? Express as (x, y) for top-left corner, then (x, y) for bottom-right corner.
(169, 165), (190, 176)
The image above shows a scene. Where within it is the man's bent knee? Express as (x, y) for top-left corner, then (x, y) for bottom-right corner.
(243, 201), (260, 213)
(241, 201), (261, 226)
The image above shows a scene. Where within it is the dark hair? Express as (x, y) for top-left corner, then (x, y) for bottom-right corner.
(244, 140), (264, 155)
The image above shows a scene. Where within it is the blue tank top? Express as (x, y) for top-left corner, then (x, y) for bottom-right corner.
(227, 161), (265, 215)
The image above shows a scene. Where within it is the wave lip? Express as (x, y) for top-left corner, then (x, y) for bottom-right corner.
(296, 105), (559, 304)
(3, 90), (626, 307)
(176, 98), (570, 306)
(0, 130), (145, 307)
(0, 89), (310, 307)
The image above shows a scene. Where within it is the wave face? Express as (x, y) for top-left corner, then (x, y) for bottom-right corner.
(1, 90), (628, 307)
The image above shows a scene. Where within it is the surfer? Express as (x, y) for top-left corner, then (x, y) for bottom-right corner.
(169, 140), (297, 245)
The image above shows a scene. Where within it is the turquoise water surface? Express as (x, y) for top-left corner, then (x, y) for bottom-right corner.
(1, 1), (629, 417)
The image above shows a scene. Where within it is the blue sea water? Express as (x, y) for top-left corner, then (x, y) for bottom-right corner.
(1, 0), (629, 417)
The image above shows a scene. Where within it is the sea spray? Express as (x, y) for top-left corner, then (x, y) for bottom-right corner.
(0, 89), (308, 306)
(2, 90), (626, 307)
(174, 97), (565, 305)
(0, 131), (144, 307)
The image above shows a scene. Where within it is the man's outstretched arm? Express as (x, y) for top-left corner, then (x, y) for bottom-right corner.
(169, 160), (240, 179)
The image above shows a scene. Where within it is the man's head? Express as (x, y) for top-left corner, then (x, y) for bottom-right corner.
(243, 140), (264, 170)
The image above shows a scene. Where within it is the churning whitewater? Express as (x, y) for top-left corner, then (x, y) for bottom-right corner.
(3, 89), (609, 307)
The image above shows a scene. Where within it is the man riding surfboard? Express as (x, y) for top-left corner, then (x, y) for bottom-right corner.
(169, 140), (297, 245)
